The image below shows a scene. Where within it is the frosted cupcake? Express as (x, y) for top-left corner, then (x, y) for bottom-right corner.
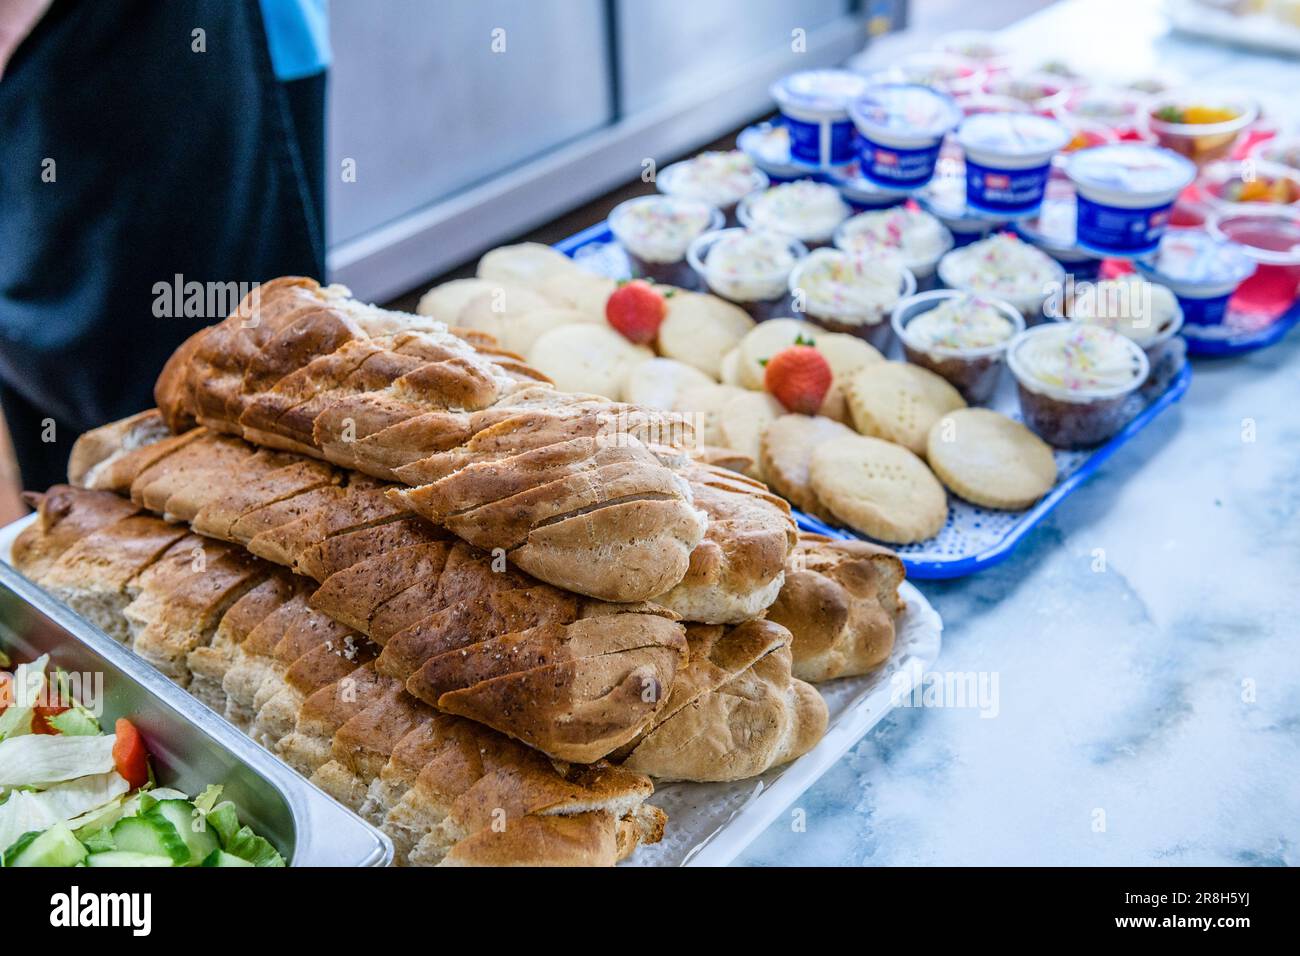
(834, 206), (954, 284)
(789, 248), (915, 350)
(892, 290), (1024, 403)
(737, 180), (851, 248)
(937, 233), (1065, 320)
(657, 150), (769, 224)
(608, 195), (723, 288)
(1007, 323), (1149, 448)
(1066, 275), (1185, 392)
(688, 227), (807, 320)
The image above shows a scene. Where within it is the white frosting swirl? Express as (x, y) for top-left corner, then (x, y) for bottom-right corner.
(1011, 323), (1145, 397)
(906, 295), (1016, 352)
(661, 151), (765, 208)
(792, 249), (905, 325)
(1069, 276), (1181, 347)
(940, 234), (1062, 304)
(741, 181), (851, 244)
(837, 207), (951, 270)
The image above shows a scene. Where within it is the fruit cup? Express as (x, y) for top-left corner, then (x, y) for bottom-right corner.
(1147, 90), (1258, 166)
(1208, 208), (1300, 321)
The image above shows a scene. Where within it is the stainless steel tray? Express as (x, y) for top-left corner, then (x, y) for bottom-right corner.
(0, 514), (392, 867)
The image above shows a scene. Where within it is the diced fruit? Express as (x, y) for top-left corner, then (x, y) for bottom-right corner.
(200, 849), (254, 867)
(148, 799), (218, 865)
(111, 717), (149, 789)
(763, 343), (833, 415)
(605, 280), (667, 345)
(110, 815), (190, 865)
(4, 822), (87, 867)
(85, 851), (175, 867)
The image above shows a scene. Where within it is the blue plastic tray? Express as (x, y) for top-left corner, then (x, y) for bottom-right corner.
(1182, 304), (1300, 357)
(554, 224), (1193, 579)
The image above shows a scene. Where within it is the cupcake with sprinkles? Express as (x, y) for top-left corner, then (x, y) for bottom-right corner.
(687, 227), (808, 319)
(1006, 322), (1149, 448)
(657, 150), (769, 224)
(789, 247), (915, 349)
(834, 206), (954, 285)
(892, 289), (1024, 403)
(737, 180), (852, 247)
(609, 195), (723, 289)
(937, 232), (1065, 321)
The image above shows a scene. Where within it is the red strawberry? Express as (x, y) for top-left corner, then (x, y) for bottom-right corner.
(606, 280), (667, 345)
(764, 343), (832, 415)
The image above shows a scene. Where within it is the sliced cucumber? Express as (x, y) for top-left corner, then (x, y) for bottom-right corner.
(147, 800), (217, 866)
(200, 849), (254, 867)
(4, 823), (87, 867)
(110, 815), (189, 865)
(85, 850), (175, 867)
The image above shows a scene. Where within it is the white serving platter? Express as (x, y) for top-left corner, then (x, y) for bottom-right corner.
(0, 511), (942, 868)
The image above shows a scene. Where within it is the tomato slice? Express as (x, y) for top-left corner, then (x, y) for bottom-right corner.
(112, 718), (151, 789)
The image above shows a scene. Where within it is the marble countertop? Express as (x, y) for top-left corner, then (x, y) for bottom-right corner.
(738, 0), (1300, 867)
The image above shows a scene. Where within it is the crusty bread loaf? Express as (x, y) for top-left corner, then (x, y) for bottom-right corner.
(150, 277), (709, 604)
(765, 533), (905, 682)
(619, 619), (827, 782)
(11, 486), (665, 867)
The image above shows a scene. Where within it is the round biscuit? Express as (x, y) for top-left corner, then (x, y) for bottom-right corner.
(809, 435), (949, 544)
(926, 408), (1057, 510)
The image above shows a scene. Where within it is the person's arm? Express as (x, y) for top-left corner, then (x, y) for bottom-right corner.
(0, 0), (53, 80)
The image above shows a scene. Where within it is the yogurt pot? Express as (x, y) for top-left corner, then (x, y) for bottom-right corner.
(656, 151), (769, 225)
(737, 122), (809, 183)
(834, 205), (955, 285)
(956, 112), (1071, 219)
(789, 248), (916, 349)
(737, 179), (852, 248)
(1064, 144), (1197, 258)
(608, 195), (724, 289)
(1063, 274), (1185, 392)
(985, 72), (1074, 116)
(687, 227), (808, 320)
(936, 31), (1012, 73)
(848, 83), (962, 191)
(770, 70), (871, 169)
(1206, 208), (1300, 321)
(1006, 323), (1150, 449)
(1133, 227), (1256, 331)
(1012, 180), (1101, 280)
(827, 162), (910, 212)
(891, 289), (1024, 404)
(917, 161), (1006, 247)
(937, 232), (1066, 321)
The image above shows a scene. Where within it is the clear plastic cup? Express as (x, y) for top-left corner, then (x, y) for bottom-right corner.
(985, 71), (1074, 117)
(833, 206), (955, 285)
(892, 289), (1024, 404)
(1248, 134), (1300, 173)
(935, 31), (1012, 74)
(789, 250), (917, 350)
(1208, 207), (1300, 320)
(1147, 89), (1258, 166)
(656, 152), (769, 226)
(737, 121), (808, 184)
(608, 195), (724, 290)
(736, 180), (852, 248)
(1197, 159), (1300, 217)
(687, 227), (809, 320)
(1133, 227), (1256, 331)
(1058, 87), (1152, 142)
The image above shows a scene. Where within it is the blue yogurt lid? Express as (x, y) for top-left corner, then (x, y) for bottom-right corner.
(849, 83), (961, 140)
(771, 70), (870, 117)
(1134, 228), (1256, 288)
(1066, 144), (1197, 196)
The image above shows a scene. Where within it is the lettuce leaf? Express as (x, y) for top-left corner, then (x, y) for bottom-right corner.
(0, 733), (116, 788)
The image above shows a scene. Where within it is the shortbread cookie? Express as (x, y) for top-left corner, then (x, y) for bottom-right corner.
(815, 332), (884, 381)
(477, 242), (582, 286)
(657, 291), (755, 378)
(926, 408), (1057, 510)
(454, 287), (554, 345)
(846, 361), (966, 456)
(674, 383), (750, 447)
(718, 390), (784, 480)
(537, 270), (619, 317)
(719, 347), (744, 387)
(527, 324), (653, 399)
(500, 307), (598, 356)
(809, 435), (948, 544)
(417, 278), (524, 324)
(737, 318), (822, 389)
(760, 414), (856, 519)
(623, 357), (716, 410)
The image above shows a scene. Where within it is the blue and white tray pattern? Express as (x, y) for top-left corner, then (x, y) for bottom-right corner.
(556, 224), (1193, 580)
